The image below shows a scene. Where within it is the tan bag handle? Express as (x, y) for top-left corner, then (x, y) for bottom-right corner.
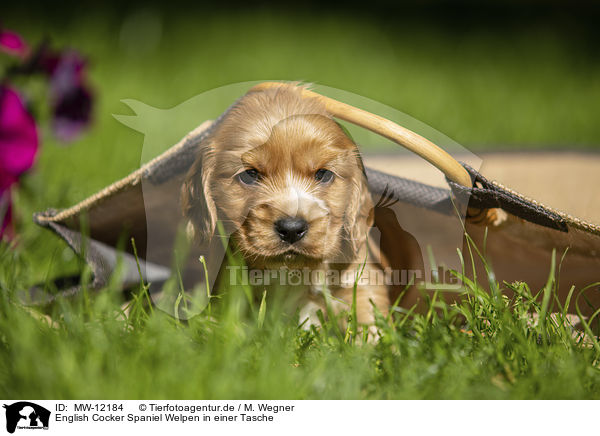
(250, 82), (472, 188)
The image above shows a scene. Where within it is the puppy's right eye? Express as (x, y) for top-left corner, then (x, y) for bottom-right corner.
(238, 168), (260, 185)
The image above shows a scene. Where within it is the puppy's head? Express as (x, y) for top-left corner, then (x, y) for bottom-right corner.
(182, 85), (372, 268)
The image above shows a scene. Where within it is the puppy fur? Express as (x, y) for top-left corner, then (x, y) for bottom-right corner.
(182, 84), (389, 332)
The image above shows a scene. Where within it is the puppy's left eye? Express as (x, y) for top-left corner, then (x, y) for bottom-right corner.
(238, 168), (260, 185)
(315, 169), (334, 184)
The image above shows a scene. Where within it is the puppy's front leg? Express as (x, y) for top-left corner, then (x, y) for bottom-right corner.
(298, 297), (326, 330)
(332, 282), (390, 341)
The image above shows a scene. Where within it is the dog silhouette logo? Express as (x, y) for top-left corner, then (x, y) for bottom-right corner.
(3, 402), (50, 433)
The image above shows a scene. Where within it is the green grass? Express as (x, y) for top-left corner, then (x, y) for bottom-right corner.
(1, 237), (599, 399)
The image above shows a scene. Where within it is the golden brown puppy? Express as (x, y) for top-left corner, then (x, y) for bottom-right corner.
(182, 84), (389, 335)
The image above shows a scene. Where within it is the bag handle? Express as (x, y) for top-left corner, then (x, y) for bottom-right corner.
(250, 82), (473, 188)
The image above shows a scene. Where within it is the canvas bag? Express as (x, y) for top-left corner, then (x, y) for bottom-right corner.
(29, 82), (600, 318)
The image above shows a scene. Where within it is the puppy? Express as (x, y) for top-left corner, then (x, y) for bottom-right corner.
(182, 84), (389, 334)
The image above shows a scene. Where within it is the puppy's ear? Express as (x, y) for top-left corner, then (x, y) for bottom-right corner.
(181, 143), (217, 243)
(344, 155), (374, 257)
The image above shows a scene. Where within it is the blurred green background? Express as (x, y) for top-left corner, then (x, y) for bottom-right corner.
(3, 0), (600, 281)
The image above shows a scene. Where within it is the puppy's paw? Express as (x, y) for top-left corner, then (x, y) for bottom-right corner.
(298, 300), (324, 330)
(363, 324), (381, 344)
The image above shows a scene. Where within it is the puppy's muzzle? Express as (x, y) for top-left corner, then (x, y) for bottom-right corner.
(274, 217), (308, 244)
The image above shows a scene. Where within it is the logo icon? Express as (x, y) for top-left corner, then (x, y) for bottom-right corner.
(3, 402), (50, 434)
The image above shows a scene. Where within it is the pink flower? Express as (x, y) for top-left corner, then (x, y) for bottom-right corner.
(47, 51), (93, 142)
(0, 29), (94, 240)
(8, 43), (94, 143)
(33, 48), (93, 142)
(0, 29), (28, 58)
(0, 85), (39, 239)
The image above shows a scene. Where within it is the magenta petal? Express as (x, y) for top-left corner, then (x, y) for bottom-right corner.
(48, 51), (93, 142)
(52, 84), (92, 142)
(0, 29), (28, 57)
(0, 170), (17, 192)
(0, 86), (39, 176)
(50, 51), (86, 90)
(52, 117), (87, 142)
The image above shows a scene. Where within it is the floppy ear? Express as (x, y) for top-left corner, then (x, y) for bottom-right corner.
(344, 153), (374, 257)
(181, 143), (217, 243)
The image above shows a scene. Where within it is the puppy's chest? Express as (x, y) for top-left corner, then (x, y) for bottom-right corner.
(254, 268), (324, 298)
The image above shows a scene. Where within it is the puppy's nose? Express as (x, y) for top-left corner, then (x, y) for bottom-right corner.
(274, 217), (308, 244)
